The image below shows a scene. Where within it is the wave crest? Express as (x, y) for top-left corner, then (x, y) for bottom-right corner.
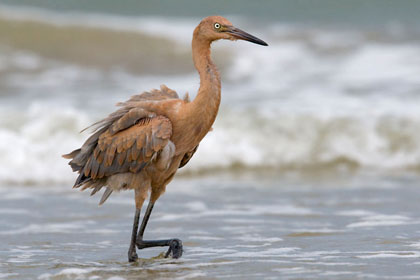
(1, 104), (420, 185)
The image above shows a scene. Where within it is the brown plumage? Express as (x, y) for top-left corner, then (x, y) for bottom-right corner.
(63, 15), (267, 262)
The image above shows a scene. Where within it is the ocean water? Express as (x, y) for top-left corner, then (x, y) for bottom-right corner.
(2, 175), (420, 279)
(1, 3), (420, 184)
(0, 1), (420, 279)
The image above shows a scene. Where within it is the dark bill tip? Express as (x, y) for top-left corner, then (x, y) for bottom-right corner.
(227, 27), (268, 46)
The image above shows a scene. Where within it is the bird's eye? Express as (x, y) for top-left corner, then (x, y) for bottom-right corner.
(214, 23), (221, 29)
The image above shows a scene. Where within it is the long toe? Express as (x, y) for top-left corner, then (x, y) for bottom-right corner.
(165, 239), (183, 259)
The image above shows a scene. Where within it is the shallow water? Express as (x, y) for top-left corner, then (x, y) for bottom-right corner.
(1, 2), (420, 279)
(1, 174), (420, 279)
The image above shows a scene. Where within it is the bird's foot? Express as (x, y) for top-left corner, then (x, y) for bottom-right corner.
(136, 238), (183, 259)
(128, 248), (138, 262)
(164, 239), (183, 259)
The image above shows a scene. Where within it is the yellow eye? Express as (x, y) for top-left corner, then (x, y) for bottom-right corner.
(214, 23), (221, 29)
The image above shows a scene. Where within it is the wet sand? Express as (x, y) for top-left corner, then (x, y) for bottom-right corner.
(1, 173), (420, 279)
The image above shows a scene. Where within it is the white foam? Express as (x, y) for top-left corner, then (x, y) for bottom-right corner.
(273, 266), (322, 275)
(225, 247), (299, 258)
(189, 235), (223, 241)
(336, 44), (420, 89)
(337, 210), (376, 217)
(183, 107), (420, 172)
(357, 251), (420, 259)
(175, 272), (207, 279)
(347, 214), (412, 228)
(39, 268), (106, 280)
(249, 204), (315, 216)
(289, 228), (344, 234)
(408, 242), (420, 249)
(321, 271), (355, 276)
(0, 103), (89, 185)
(8, 51), (42, 70)
(56, 268), (96, 275)
(107, 277), (127, 280)
(235, 235), (283, 243)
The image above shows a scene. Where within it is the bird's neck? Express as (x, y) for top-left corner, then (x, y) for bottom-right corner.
(188, 36), (221, 135)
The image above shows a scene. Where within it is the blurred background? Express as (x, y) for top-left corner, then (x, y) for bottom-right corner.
(1, 0), (420, 184)
(1, 1), (420, 279)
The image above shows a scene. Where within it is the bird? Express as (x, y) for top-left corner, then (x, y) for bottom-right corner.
(63, 15), (268, 262)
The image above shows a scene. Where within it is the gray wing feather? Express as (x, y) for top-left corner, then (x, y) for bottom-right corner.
(63, 84), (179, 205)
(99, 187), (113, 205)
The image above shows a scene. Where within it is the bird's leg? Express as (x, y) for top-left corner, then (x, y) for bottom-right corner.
(128, 208), (141, 262)
(136, 201), (183, 258)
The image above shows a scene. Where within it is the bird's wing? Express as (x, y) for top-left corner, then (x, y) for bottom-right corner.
(64, 85), (178, 188)
(82, 85), (180, 134)
(89, 115), (171, 178)
(179, 145), (199, 169)
(67, 114), (172, 186)
(124, 84), (179, 102)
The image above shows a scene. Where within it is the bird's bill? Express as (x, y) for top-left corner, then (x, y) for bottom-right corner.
(226, 27), (268, 46)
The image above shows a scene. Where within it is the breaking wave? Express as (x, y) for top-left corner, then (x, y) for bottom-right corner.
(1, 102), (420, 185)
(1, 5), (420, 185)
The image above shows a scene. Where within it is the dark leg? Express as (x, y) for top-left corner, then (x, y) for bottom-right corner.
(128, 208), (141, 262)
(136, 201), (183, 258)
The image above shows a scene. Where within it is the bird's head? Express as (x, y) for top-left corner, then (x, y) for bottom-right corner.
(195, 16), (268, 46)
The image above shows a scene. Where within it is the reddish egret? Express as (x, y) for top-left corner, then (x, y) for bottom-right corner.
(64, 15), (267, 262)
